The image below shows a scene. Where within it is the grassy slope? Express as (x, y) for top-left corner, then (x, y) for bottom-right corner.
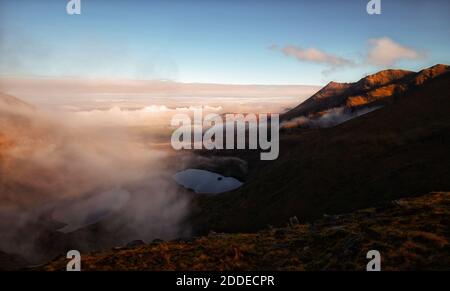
(40, 192), (450, 271)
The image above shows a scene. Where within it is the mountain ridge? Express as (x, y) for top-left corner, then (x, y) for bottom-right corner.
(0, 92), (34, 110)
(282, 64), (450, 121)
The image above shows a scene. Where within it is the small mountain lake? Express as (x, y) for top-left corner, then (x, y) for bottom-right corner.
(173, 169), (243, 194)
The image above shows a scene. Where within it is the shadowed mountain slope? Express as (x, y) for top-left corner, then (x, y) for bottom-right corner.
(190, 66), (450, 233)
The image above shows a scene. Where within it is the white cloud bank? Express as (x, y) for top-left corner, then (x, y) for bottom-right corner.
(366, 37), (424, 67)
(276, 37), (425, 72)
(281, 45), (354, 68)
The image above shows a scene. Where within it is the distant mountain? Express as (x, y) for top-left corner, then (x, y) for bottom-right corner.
(0, 92), (34, 110)
(191, 64), (450, 233)
(0, 92), (33, 155)
(282, 64), (450, 121)
(0, 92), (35, 158)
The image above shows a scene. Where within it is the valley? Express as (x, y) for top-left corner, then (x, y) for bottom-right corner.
(0, 64), (449, 271)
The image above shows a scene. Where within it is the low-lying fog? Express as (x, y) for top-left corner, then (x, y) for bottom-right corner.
(0, 95), (192, 262)
(0, 78), (379, 264)
(0, 80), (319, 264)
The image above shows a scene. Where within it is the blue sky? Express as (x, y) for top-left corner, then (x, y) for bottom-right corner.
(0, 0), (449, 85)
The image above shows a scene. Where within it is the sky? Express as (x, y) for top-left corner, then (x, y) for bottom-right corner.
(0, 0), (449, 85)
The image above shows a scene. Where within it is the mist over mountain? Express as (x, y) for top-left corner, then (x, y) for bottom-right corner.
(0, 92), (191, 264)
(0, 64), (449, 270)
(31, 64), (450, 272)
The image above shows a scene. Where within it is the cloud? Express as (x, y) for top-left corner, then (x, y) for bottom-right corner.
(366, 37), (424, 67)
(275, 37), (425, 75)
(0, 77), (320, 114)
(281, 45), (354, 68)
(0, 97), (191, 262)
(74, 105), (223, 127)
(281, 106), (381, 129)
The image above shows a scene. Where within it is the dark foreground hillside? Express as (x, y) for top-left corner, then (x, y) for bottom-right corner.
(39, 192), (450, 271)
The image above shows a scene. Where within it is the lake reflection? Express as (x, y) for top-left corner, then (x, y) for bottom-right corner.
(173, 169), (243, 194)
